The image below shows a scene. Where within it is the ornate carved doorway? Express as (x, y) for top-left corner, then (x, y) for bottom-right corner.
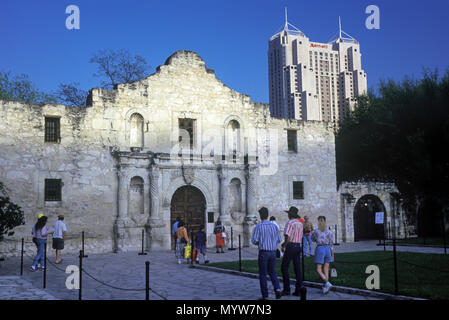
(170, 186), (206, 247)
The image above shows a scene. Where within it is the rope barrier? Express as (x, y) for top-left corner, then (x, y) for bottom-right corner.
(21, 240), (168, 300)
(81, 267), (145, 292)
(332, 257), (394, 265)
(240, 247), (394, 265)
(81, 267), (168, 300)
(24, 251), (67, 273)
(398, 258), (449, 274)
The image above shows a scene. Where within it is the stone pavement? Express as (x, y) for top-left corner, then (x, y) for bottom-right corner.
(0, 240), (440, 300)
(0, 276), (57, 300)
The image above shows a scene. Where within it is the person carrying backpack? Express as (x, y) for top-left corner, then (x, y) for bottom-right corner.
(175, 221), (190, 264)
(303, 215), (314, 256)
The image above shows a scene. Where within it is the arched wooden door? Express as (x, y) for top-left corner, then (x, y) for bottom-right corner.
(170, 186), (206, 247)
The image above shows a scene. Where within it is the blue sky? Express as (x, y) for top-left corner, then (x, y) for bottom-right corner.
(1, 0), (448, 103)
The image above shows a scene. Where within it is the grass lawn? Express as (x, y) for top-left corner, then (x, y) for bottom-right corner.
(208, 251), (449, 300)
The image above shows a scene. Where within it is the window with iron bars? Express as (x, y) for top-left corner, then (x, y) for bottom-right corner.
(45, 179), (62, 201)
(293, 181), (304, 200)
(45, 117), (60, 143)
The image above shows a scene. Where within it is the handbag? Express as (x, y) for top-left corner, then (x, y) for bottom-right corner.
(184, 243), (192, 259)
(221, 232), (226, 238)
(331, 268), (338, 278)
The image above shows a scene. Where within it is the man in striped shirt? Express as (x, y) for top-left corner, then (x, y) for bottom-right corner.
(251, 207), (282, 300)
(281, 206), (306, 297)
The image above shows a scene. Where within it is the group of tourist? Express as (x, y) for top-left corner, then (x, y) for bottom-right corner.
(251, 206), (334, 300)
(172, 207), (334, 300)
(172, 217), (222, 265)
(29, 207), (332, 300)
(30, 214), (67, 271)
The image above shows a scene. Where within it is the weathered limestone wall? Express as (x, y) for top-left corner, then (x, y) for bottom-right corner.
(256, 119), (338, 234)
(0, 102), (118, 256)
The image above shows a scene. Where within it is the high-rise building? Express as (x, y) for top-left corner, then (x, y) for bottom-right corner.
(268, 12), (367, 122)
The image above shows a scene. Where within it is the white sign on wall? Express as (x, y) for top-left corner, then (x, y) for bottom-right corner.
(375, 212), (384, 224)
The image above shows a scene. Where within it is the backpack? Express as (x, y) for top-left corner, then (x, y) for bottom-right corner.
(304, 222), (312, 234)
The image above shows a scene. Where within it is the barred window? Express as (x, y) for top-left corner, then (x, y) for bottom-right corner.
(45, 179), (62, 201)
(45, 117), (60, 142)
(293, 181), (304, 200)
(287, 130), (297, 152)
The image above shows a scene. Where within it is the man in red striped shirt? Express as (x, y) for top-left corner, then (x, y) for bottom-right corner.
(281, 206), (306, 297)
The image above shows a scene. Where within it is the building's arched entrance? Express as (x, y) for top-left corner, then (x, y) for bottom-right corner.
(170, 186), (206, 248)
(354, 195), (386, 241)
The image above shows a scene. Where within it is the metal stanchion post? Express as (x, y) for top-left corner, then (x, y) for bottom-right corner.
(79, 250), (83, 300)
(43, 241), (47, 289)
(238, 235), (242, 272)
(145, 261), (150, 300)
(139, 229), (147, 256)
(20, 238), (24, 276)
(82, 231), (88, 258)
(228, 227), (236, 250)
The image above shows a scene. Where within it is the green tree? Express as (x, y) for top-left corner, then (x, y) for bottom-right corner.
(336, 69), (449, 236)
(0, 181), (25, 242)
(0, 71), (57, 104)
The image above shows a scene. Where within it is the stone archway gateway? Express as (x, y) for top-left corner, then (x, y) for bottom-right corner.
(353, 195), (386, 241)
(339, 181), (414, 242)
(170, 186), (206, 247)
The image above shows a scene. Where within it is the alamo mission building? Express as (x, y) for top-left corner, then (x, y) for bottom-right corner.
(0, 50), (409, 256)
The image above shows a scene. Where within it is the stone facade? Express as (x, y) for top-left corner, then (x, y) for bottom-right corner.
(338, 181), (413, 242)
(0, 50), (340, 256)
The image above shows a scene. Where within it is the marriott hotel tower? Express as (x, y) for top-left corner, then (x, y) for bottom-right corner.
(268, 15), (367, 122)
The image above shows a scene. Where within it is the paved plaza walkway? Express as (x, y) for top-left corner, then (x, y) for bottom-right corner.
(0, 240), (441, 300)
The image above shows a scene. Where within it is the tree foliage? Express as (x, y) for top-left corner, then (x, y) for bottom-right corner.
(0, 181), (25, 242)
(55, 82), (88, 107)
(336, 69), (449, 235)
(89, 49), (151, 89)
(0, 71), (57, 104)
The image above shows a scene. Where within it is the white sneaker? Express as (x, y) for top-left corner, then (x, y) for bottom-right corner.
(323, 282), (333, 294)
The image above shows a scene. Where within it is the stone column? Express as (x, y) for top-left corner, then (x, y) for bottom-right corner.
(114, 167), (130, 252)
(218, 166), (231, 225)
(389, 193), (401, 239)
(243, 165), (258, 246)
(342, 193), (356, 242)
(146, 164), (165, 251)
(149, 165), (160, 220)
